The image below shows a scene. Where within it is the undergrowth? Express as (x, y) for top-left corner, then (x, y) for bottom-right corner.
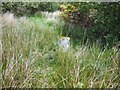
(1, 13), (119, 88)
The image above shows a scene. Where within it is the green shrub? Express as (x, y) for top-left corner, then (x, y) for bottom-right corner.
(60, 2), (120, 47)
(2, 2), (60, 16)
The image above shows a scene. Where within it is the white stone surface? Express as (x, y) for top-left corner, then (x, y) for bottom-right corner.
(58, 37), (70, 52)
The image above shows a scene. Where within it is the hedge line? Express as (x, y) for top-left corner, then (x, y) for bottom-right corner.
(2, 2), (60, 16)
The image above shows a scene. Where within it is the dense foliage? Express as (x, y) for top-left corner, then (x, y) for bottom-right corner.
(60, 2), (120, 47)
(2, 2), (60, 16)
(1, 13), (119, 88)
(1, 2), (119, 88)
(2, 2), (120, 47)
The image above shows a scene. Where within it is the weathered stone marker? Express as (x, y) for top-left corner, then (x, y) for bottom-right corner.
(58, 36), (70, 52)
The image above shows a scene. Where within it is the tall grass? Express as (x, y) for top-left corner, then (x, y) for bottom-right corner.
(1, 13), (119, 88)
(0, 13), (3, 89)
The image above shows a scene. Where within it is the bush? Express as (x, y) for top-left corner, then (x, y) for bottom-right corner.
(60, 2), (120, 47)
(2, 2), (60, 16)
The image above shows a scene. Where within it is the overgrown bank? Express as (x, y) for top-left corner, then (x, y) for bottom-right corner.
(1, 2), (120, 47)
(1, 13), (119, 88)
